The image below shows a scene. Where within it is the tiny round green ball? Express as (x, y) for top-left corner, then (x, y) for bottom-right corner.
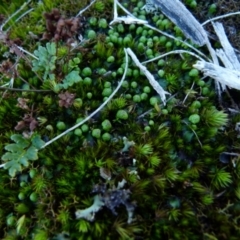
(102, 132), (111, 141)
(189, 114), (200, 124)
(92, 129), (101, 139)
(116, 109), (128, 120)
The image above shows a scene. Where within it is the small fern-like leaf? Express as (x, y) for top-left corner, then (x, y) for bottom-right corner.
(2, 134), (44, 177)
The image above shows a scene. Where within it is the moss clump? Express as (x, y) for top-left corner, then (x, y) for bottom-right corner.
(0, 0), (240, 239)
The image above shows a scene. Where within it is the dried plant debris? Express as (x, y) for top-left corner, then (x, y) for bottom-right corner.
(0, 59), (17, 78)
(15, 113), (38, 131)
(58, 91), (76, 108)
(42, 8), (83, 44)
(149, 0), (208, 46)
(75, 180), (136, 224)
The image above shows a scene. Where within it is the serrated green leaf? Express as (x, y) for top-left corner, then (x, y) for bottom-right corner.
(4, 143), (23, 152)
(62, 71), (81, 88)
(46, 42), (56, 55)
(10, 134), (29, 146)
(31, 135), (45, 149)
(26, 146), (38, 160)
(4, 160), (22, 177)
(19, 156), (29, 167)
(2, 152), (20, 161)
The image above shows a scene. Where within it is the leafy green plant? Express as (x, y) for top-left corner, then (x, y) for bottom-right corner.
(2, 134), (45, 177)
(58, 70), (82, 90)
(32, 42), (57, 81)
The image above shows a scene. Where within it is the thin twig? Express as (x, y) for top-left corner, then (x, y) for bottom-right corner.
(0, 87), (51, 92)
(76, 0), (97, 17)
(182, 120), (202, 147)
(40, 49), (129, 149)
(202, 11), (240, 26)
(0, 0), (31, 31)
(142, 49), (206, 64)
(6, 8), (34, 32)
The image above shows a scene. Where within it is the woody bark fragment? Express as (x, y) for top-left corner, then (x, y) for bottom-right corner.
(193, 61), (240, 90)
(212, 21), (240, 70)
(152, 0), (207, 46)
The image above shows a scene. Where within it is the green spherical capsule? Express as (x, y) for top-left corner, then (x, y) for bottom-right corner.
(87, 92), (92, 99)
(202, 87), (210, 96)
(189, 114), (200, 124)
(122, 80), (129, 89)
(89, 17), (97, 26)
(104, 81), (111, 88)
(147, 40), (153, 48)
(190, 0), (197, 8)
(87, 30), (97, 39)
(117, 67), (124, 75)
(74, 128), (82, 136)
(189, 69), (199, 77)
(102, 132), (111, 141)
(137, 42), (145, 53)
(157, 59), (165, 67)
(131, 81), (138, 89)
(159, 36), (167, 44)
(143, 86), (151, 93)
(107, 56), (115, 63)
(102, 119), (112, 131)
(83, 77), (92, 85)
(133, 94), (141, 103)
(20, 182), (26, 187)
(158, 69), (165, 77)
(208, 4), (217, 14)
(81, 124), (89, 133)
(136, 26), (143, 35)
(98, 18), (108, 28)
(46, 124), (53, 131)
(149, 120), (154, 126)
(56, 121), (66, 131)
(165, 41), (172, 48)
(7, 216), (16, 226)
(146, 49), (153, 57)
(92, 129), (101, 139)
(144, 126), (151, 132)
(129, 24), (136, 31)
(140, 92), (148, 101)
(191, 100), (201, 109)
(18, 192), (25, 200)
(117, 23), (125, 33)
(162, 109), (168, 115)
(125, 94), (132, 99)
(150, 97), (159, 106)
(110, 34), (118, 44)
(116, 109), (128, 120)
(29, 169), (36, 178)
(196, 80), (205, 87)
(73, 98), (83, 109)
(102, 88), (112, 97)
(133, 69), (139, 78)
(123, 36), (131, 46)
(30, 192), (38, 202)
(82, 67), (92, 77)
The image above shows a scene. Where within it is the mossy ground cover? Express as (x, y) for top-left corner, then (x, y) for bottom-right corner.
(0, 0), (240, 239)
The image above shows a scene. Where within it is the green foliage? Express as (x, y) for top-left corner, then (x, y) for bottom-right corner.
(32, 42), (57, 81)
(2, 134), (45, 177)
(58, 70), (82, 90)
(0, 0), (239, 239)
(202, 107), (228, 127)
(210, 167), (232, 190)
